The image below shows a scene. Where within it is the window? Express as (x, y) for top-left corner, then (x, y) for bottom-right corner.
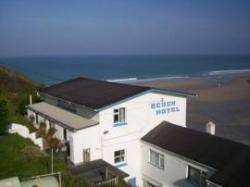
(113, 107), (126, 124)
(63, 128), (67, 140)
(83, 148), (90, 162)
(35, 113), (38, 124)
(143, 180), (157, 187)
(114, 149), (125, 163)
(49, 120), (55, 128)
(149, 149), (164, 170)
(187, 166), (207, 187)
(57, 99), (76, 112)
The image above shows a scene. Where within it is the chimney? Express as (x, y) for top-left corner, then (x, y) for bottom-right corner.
(206, 121), (216, 135)
(29, 95), (33, 105)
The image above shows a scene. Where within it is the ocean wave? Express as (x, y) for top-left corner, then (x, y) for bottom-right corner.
(207, 69), (250, 76)
(107, 77), (138, 82)
(107, 75), (190, 83)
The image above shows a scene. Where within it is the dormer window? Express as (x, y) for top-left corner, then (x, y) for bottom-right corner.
(57, 99), (76, 112)
(187, 166), (207, 187)
(113, 107), (126, 126)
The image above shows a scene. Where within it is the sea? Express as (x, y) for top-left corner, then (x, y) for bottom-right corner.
(0, 55), (250, 85)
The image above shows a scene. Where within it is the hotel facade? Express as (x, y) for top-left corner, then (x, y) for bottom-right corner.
(27, 77), (250, 187)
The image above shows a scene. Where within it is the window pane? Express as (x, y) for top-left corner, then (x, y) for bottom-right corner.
(114, 114), (119, 123)
(114, 108), (126, 123)
(115, 150), (121, 156)
(119, 108), (125, 122)
(150, 150), (158, 166)
(188, 166), (200, 186)
(200, 173), (207, 187)
(114, 149), (125, 163)
(150, 150), (164, 169)
(115, 157), (121, 163)
(160, 156), (164, 169)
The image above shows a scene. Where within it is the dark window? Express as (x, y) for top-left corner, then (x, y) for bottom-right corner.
(49, 120), (55, 128)
(57, 99), (76, 112)
(113, 107), (126, 124)
(143, 180), (156, 187)
(35, 113), (38, 124)
(114, 149), (125, 163)
(63, 128), (67, 140)
(83, 148), (90, 162)
(187, 166), (207, 187)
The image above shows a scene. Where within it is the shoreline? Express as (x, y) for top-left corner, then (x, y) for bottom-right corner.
(136, 73), (250, 145)
(107, 68), (250, 83)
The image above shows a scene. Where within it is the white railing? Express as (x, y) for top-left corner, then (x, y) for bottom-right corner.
(98, 177), (118, 186)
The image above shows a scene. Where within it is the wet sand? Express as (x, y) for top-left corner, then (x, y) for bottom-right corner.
(136, 74), (250, 145)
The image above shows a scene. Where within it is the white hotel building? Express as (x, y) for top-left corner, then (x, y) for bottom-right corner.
(27, 77), (250, 187)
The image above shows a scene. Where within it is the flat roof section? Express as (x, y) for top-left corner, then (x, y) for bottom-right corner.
(28, 102), (98, 130)
(71, 159), (128, 183)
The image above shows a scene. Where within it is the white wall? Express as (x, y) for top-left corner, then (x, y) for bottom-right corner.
(140, 141), (213, 187)
(69, 125), (101, 164)
(99, 92), (186, 141)
(102, 135), (141, 181)
(98, 91), (187, 186)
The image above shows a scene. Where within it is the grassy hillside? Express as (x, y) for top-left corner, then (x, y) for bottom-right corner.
(0, 66), (42, 101)
(0, 66), (43, 132)
(0, 67), (86, 186)
(0, 134), (67, 178)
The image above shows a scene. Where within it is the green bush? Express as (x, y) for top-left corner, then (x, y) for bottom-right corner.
(48, 127), (56, 135)
(39, 122), (47, 129)
(17, 93), (43, 115)
(17, 95), (29, 115)
(62, 174), (89, 187)
(0, 98), (10, 134)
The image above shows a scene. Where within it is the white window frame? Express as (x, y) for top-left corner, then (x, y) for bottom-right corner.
(83, 148), (90, 162)
(149, 149), (164, 170)
(114, 149), (126, 164)
(113, 107), (126, 124)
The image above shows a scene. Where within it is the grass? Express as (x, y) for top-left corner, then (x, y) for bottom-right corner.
(0, 66), (90, 186)
(0, 134), (68, 179)
(11, 114), (37, 132)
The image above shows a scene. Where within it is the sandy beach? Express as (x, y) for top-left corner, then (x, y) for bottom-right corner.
(136, 74), (250, 145)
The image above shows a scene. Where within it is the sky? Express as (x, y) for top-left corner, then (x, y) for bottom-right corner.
(0, 0), (250, 57)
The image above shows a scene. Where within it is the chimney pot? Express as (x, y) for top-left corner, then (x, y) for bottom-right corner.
(206, 121), (216, 135)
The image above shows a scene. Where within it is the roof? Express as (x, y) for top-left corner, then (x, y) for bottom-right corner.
(28, 102), (98, 130)
(0, 177), (21, 187)
(42, 77), (150, 109)
(21, 176), (59, 187)
(142, 121), (250, 187)
(71, 159), (128, 183)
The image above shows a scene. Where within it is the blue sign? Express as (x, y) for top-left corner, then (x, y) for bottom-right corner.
(151, 99), (180, 115)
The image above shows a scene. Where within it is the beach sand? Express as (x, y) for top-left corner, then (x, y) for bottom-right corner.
(136, 74), (250, 145)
